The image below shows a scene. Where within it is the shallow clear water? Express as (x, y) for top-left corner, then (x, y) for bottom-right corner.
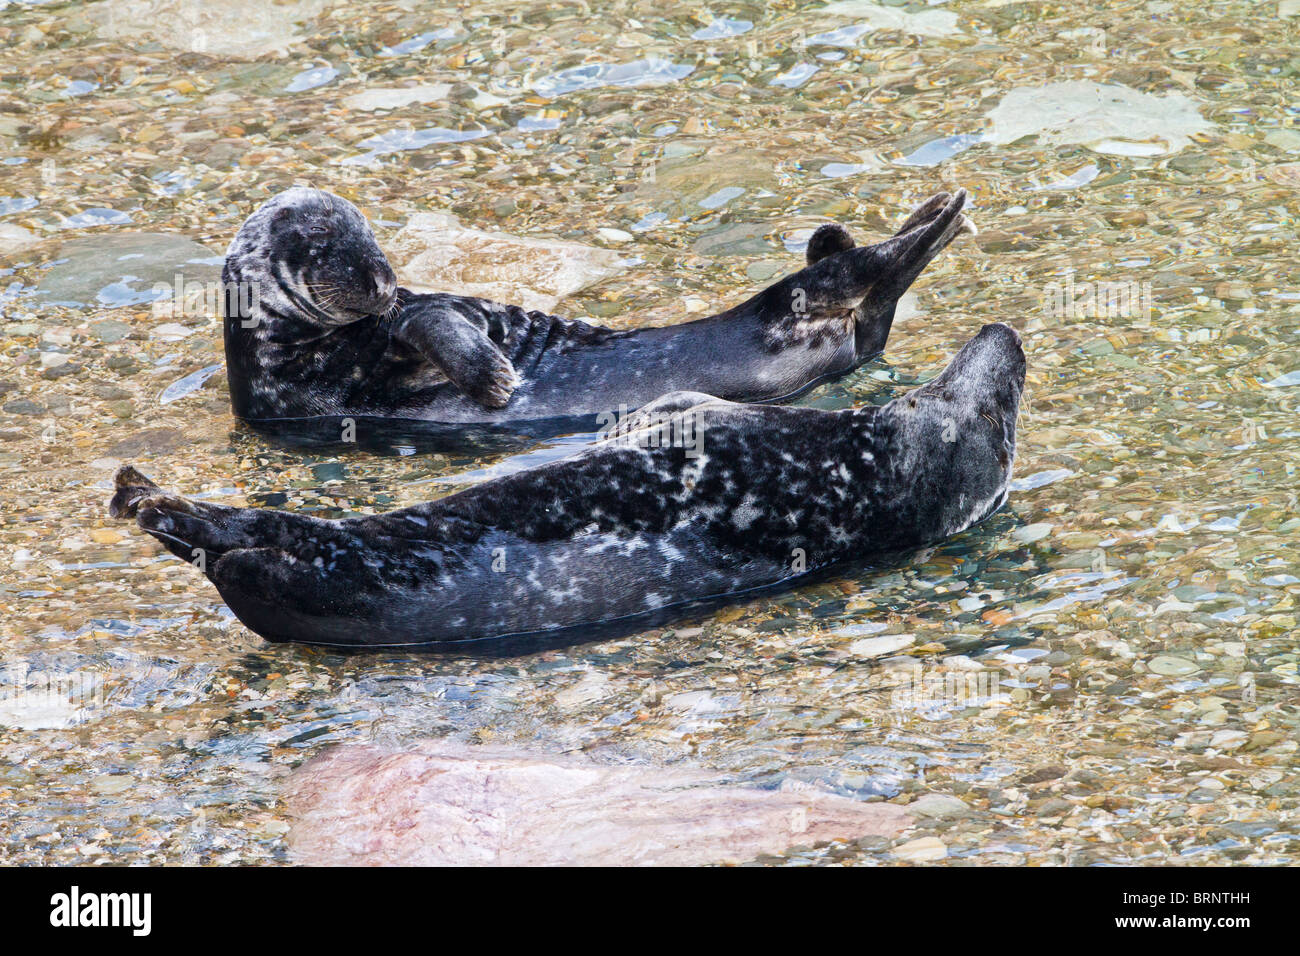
(1, 0), (1297, 865)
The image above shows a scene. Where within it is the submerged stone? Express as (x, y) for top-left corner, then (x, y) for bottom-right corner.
(88, 0), (330, 59)
(983, 81), (1212, 155)
(33, 233), (221, 309)
(287, 741), (911, 865)
(388, 212), (626, 312)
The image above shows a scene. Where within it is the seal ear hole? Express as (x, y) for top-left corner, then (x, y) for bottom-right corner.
(273, 206), (295, 222)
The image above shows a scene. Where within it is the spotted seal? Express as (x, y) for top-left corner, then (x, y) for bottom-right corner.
(110, 322), (1025, 649)
(223, 187), (973, 426)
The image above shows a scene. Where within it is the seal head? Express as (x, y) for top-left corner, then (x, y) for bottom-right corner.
(227, 187), (397, 327)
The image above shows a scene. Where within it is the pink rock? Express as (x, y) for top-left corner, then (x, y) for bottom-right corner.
(286, 742), (910, 866)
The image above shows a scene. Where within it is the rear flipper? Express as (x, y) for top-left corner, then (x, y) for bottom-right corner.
(848, 190), (975, 358)
(109, 466), (388, 645)
(108, 464), (163, 519)
(760, 189), (975, 359)
(803, 193), (960, 267)
(109, 465), (328, 567)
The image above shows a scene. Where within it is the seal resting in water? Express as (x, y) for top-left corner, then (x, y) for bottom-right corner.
(223, 186), (974, 425)
(109, 322), (1025, 649)
(286, 740), (910, 866)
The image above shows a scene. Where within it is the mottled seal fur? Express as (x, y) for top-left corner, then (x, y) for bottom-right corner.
(110, 323), (1025, 649)
(223, 186), (973, 425)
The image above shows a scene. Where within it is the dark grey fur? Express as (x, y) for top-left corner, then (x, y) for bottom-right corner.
(112, 323), (1025, 649)
(223, 187), (974, 424)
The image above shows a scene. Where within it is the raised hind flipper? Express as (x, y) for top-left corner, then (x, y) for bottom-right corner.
(804, 191), (958, 268)
(754, 189), (973, 360)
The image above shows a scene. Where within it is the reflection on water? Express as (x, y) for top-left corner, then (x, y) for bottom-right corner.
(0, 0), (1298, 865)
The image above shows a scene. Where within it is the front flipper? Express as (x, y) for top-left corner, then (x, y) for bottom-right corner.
(393, 298), (519, 409)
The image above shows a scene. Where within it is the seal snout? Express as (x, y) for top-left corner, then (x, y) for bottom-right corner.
(966, 322), (1026, 411)
(965, 321), (1025, 379)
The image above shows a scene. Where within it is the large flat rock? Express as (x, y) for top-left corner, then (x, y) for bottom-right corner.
(88, 0), (330, 59)
(983, 81), (1211, 156)
(388, 213), (627, 313)
(286, 741), (911, 866)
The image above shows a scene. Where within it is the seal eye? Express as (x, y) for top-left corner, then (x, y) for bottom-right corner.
(309, 224), (331, 237)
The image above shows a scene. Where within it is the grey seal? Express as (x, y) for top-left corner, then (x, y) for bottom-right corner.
(222, 186), (974, 427)
(110, 322), (1025, 649)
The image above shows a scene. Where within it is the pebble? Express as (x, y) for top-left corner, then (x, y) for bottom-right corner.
(850, 634), (915, 658)
(1012, 522), (1053, 543)
(90, 775), (133, 795)
(1148, 654), (1200, 677)
(908, 794), (972, 820)
(1209, 730), (1247, 750)
(1264, 129), (1300, 154)
(90, 320), (131, 343)
(0, 223), (37, 256)
(554, 671), (612, 709)
(894, 836), (947, 862)
(342, 85), (451, 111)
(3, 400), (45, 416)
(150, 323), (195, 341)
